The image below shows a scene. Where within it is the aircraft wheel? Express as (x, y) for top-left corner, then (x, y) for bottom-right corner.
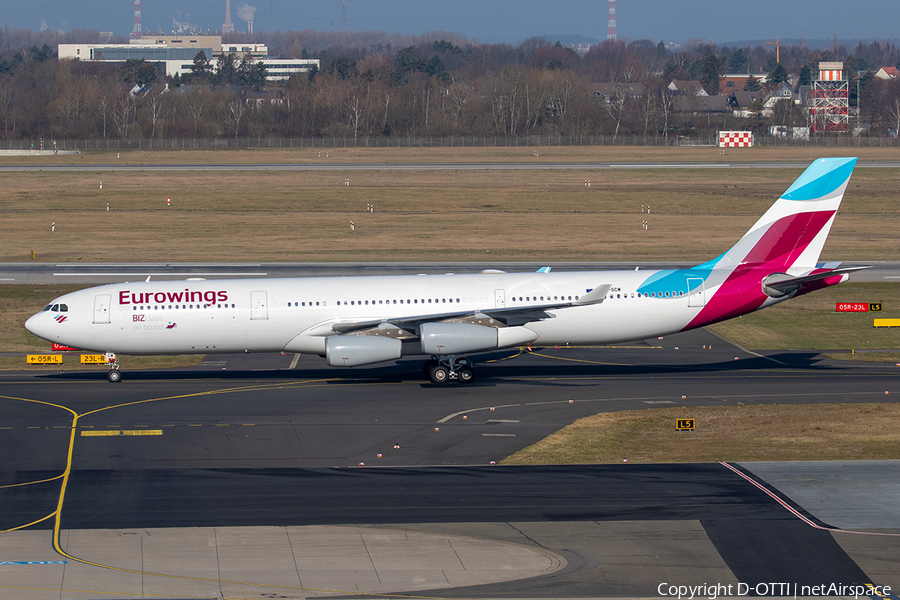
(422, 359), (438, 375)
(107, 369), (122, 383)
(429, 365), (450, 384)
(458, 367), (475, 383)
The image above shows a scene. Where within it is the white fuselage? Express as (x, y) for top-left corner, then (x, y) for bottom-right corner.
(26, 269), (761, 357)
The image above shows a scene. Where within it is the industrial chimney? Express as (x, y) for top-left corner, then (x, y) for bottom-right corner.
(223, 0), (235, 33)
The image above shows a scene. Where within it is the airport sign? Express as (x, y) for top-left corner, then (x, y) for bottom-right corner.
(27, 354), (62, 364)
(836, 302), (868, 312)
(80, 354), (108, 364)
(676, 418), (695, 431)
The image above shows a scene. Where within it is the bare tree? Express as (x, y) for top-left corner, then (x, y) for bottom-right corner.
(0, 76), (14, 136)
(483, 65), (528, 135)
(96, 95), (110, 138)
(51, 79), (86, 134)
(183, 89), (210, 136)
(889, 96), (900, 135)
(605, 85), (628, 142)
(112, 91), (136, 139)
(222, 95), (246, 138)
(445, 81), (472, 129)
(144, 86), (169, 138)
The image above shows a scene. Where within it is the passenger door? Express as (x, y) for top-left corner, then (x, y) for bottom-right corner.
(250, 291), (268, 320)
(93, 294), (111, 324)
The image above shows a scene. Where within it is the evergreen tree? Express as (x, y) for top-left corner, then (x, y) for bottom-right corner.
(215, 53), (238, 85)
(121, 59), (158, 86)
(743, 75), (761, 91)
(727, 48), (747, 73)
(798, 65), (812, 86)
(189, 50), (213, 83)
(769, 63), (789, 84)
(700, 50), (724, 95)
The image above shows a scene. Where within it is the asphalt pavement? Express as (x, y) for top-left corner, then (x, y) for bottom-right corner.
(2, 329), (899, 598)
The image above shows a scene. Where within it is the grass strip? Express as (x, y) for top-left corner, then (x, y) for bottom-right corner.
(503, 403), (900, 464)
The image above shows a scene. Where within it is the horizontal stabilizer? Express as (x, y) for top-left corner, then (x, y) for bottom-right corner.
(763, 266), (870, 298)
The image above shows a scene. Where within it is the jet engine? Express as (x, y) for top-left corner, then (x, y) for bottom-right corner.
(419, 322), (537, 355)
(325, 335), (402, 367)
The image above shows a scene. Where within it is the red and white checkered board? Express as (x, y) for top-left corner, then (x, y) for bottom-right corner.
(719, 132), (753, 147)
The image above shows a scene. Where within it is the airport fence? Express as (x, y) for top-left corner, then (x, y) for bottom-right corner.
(1, 134), (898, 151)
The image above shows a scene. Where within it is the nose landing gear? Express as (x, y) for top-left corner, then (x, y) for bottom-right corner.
(424, 355), (475, 384)
(105, 353), (122, 382)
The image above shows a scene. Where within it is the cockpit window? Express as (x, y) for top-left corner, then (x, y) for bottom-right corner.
(42, 305), (52, 311)
(59, 304), (68, 312)
(51, 304), (59, 312)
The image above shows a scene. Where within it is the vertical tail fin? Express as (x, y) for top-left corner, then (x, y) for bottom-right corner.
(684, 158), (857, 328)
(703, 157), (857, 276)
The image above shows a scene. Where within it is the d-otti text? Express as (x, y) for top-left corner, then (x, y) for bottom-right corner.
(657, 582), (891, 599)
(119, 289), (229, 305)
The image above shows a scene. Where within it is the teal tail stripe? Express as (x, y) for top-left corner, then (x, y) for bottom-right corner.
(781, 157), (857, 201)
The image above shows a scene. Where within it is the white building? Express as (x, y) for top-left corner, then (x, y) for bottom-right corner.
(163, 58), (318, 81)
(59, 36), (317, 82)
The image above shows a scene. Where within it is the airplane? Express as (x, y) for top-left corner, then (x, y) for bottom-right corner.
(26, 157), (866, 384)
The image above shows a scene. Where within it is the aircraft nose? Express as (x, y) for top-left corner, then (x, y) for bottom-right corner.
(25, 312), (54, 342)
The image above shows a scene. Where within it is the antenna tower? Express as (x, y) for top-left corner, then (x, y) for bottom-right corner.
(131, 0), (142, 39)
(607, 0), (617, 41)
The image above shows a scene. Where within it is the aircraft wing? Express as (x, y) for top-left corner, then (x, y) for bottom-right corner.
(328, 283), (612, 335)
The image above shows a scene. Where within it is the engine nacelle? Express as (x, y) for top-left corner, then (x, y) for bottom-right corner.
(326, 335), (402, 367)
(420, 322), (538, 355)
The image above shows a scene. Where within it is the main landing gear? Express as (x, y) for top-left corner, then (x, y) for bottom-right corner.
(422, 355), (475, 385)
(106, 353), (122, 382)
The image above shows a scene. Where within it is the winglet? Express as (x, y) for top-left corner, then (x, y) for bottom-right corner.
(536, 266), (552, 273)
(573, 284), (612, 306)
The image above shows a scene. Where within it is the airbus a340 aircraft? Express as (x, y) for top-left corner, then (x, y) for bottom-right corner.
(27, 157), (865, 384)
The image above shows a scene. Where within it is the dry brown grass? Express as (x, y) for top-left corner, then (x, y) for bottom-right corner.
(502, 403), (900, 464)
(823, 352), (900, 363)
(1, 155), (897, 263)
(708, 282), (900, 351)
